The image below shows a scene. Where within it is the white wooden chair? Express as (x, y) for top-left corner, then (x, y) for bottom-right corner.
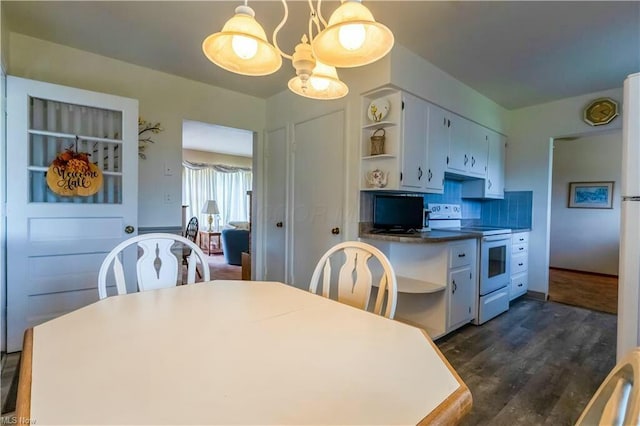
(576, 348), (640, 426)
(309, 241), (398, 319)
(97, 233), (210, 299)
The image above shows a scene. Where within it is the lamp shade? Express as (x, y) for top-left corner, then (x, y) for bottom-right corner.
(312, 0), (394, 68)
(201, 200), (220, 215)
(288, 61), (349, 100)
(202, 5), (282, 76)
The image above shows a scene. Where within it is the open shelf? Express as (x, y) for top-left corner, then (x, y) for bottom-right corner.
(362, 121), (396, 130)
(362, 154), (396, 160)
(396, 276), (446, 294)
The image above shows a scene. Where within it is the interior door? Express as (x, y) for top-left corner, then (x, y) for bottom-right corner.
(291, 110), (344, 289)
(6, 77), (138, 352)
(263, 127), (287, 283)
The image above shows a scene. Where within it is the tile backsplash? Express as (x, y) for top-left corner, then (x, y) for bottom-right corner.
(480, 190), (533, 229)
(360, 181), (533, 230)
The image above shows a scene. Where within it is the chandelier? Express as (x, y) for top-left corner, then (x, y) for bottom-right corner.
(202, 0), (394, 100)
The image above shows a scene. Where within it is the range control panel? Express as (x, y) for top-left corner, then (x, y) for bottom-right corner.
(427, 203), (462, 220)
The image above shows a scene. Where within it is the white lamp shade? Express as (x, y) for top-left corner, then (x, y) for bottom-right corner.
(201, 200), (220, 215)
(312, 0), (394, 68)
(202, 5), (282, 76)
(288, 61), (349, 100)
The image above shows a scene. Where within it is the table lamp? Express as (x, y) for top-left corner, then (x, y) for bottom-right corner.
(201, 200), (220, 232)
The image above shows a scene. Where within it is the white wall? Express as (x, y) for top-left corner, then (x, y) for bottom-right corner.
(389, 45), (510, 134)
(8, 33), (266, 229)
(182, 149), (252, 169)
(507, 88), (624, 295)
(550, 132), (622, 275)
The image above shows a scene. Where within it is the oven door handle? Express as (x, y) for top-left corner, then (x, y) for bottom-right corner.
(482, 235), (511, 242)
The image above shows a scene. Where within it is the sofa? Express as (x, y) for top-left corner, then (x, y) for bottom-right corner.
(221, 228), (250, 266)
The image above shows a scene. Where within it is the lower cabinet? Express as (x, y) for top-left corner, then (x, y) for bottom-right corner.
(362, 238), (477, 339)
(510, 232), (529, 300)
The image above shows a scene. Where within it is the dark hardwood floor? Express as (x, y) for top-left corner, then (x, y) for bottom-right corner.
(437, 297), (616, 425)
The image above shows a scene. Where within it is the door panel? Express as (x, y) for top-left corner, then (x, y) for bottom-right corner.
(264, 127), (287, 283)
(292, 110), (344, 289)
(400, 93), (426, 189)
(6, 77), (138, 351)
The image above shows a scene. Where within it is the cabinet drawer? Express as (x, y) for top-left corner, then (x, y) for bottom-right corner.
(512, 243), (528, 254)
(512, 232), (529, 244)
(511, 252), (528, 274)
(510, 272), (528, 299)
(450, 243), (473, 268)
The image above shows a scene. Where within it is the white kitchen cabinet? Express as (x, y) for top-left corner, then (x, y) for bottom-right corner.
(448, 240), (476, 330)
(510, 232), (529, 300)
(399, 92), (428, 190)
(442, 113), (488, 179)
(360, 88), (441, 194)
(362, 238), (477, 339)
(461, 129), (505, 199)
(425, 104), (448, 193)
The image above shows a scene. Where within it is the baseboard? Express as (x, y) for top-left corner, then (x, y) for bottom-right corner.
(549, 267), (618, 279)
(525, 290), (547, 301)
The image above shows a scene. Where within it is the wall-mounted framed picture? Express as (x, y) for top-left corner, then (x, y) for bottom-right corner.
(568, 181), (614, 209)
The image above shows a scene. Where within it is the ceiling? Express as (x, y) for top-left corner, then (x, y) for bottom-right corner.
(183, 120), (253, 157)
(4, 1), (640, 110)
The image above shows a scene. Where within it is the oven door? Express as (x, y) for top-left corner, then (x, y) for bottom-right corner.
(480, 235), (512, 295)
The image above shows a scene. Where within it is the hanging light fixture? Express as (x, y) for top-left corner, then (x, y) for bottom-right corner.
(202, 0), (393, 99)
(312, 0), (394, 68)
(202, 4), (282, 76)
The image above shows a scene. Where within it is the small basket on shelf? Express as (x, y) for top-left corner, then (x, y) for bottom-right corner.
(369, 128), (385, 156)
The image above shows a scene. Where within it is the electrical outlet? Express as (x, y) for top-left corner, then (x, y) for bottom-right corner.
(164, 192), (173, 204)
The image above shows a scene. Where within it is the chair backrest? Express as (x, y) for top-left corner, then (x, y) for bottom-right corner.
(185, 216), (198, 242)
(97, 233), (210, 299)
(309, 241), (398, 319)
(576, 348), (640, 426)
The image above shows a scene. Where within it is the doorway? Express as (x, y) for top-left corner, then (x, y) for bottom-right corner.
(548, 131), (622, 313)
(181, 120), (253, 280)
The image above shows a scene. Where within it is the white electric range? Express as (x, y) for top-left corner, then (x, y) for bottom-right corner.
(427, 204), (512, 324)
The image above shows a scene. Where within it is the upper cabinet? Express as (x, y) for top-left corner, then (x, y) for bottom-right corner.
(462, 129), (506, 199)
(445, 115), (488, 178)
(361, 87), (504, 198)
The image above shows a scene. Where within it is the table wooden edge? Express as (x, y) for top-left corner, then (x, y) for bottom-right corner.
(14, 323), (472, 425)
(417, 329), (473, 425)
(16, 327), (33, 421)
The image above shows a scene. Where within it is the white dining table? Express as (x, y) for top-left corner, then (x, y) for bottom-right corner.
(17, 280), (471, 425)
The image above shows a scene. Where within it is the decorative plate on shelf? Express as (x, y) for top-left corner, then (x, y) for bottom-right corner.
(367, 98), (390, 122)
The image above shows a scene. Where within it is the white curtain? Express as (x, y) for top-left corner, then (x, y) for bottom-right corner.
(182, 161), (252, 229)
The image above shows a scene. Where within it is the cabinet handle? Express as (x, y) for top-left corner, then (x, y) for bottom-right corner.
(458, 253), (466, 258)
(443, 117), (447, 127)
(519, 247), (524, 251)
(488, 179), (492, 189)
(518, 263), (524, 266)
(331, 227), (340, 235)
(418, 167), (423, 180)
(452, 280), (457, 294)
(518, 283), (523, 287)
(519, 238), (525, 241)
(428, 169), (432, 181)
(471, 156), (476, 167)
(464, 154), (468, 166)
(124, 225), (135, 234)
(448, 119), (451, 128)
(276, 222), (283, 228)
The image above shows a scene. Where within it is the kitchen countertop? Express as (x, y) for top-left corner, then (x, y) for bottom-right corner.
(360, 230), (481, 243)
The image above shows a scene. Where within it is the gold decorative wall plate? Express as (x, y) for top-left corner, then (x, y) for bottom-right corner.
(584, 98), (619, 126)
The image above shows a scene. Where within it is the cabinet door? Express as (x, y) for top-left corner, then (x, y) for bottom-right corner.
(468, 124), (488, 178)
(400, 93), (427, 189)
(486, 131), (505, 197)
(425, 104), (447, 193)
(449, 267), (474, 329)
(447, 115), (469, 174)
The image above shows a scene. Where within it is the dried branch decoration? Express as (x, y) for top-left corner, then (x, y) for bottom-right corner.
(138, 117), (164, 159)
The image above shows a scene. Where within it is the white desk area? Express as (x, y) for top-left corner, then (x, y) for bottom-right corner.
(18, 280), (471, 425)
